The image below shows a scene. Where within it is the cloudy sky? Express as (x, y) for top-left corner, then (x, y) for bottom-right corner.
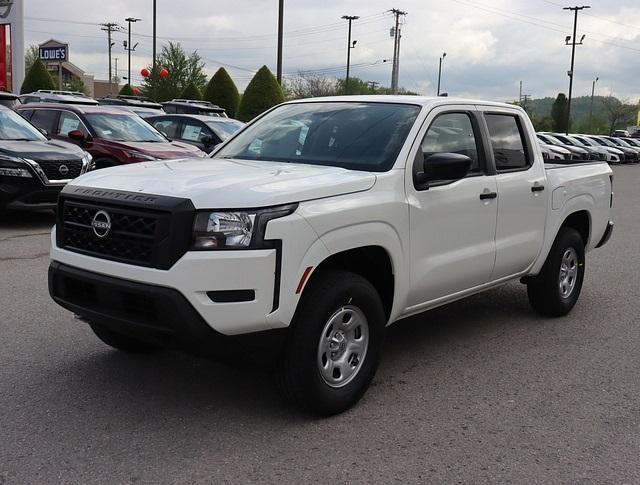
(23, 0), (640, 101)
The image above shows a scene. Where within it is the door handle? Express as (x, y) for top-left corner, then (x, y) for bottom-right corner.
(479, 191), (497, 200)
(531, 184), (545, 192)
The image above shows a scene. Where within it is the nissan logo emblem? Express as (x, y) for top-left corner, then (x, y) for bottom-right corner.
(91, 210), (112, 238)
(58, 164), (69, 176)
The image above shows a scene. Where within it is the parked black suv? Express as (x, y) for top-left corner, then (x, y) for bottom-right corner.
(0, 106), (91, 213)
(161, 99), (227, 117)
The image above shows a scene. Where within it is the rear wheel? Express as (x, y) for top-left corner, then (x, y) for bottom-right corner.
(90, 324), (159, 353)
(527, 227), (585, 317)
(276, 270), (385, 416)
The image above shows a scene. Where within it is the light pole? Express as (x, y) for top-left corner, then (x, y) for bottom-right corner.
(437, 52), (446, 96)
(589, 76), (599, 131)
(342, 15), (359, 95)
(152, 0), (157, 99)
(277, 0), (284, 85)
(124, 17), (141, 88)
(563, 5), (589, 134)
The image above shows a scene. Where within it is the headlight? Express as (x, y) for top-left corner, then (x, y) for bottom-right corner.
(191, 204), (297, 250)
(0, 156), (32, 178)
(123, 149), (156, 161)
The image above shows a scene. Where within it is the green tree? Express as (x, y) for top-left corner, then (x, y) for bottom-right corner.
(180, 81), (202, 100)
(203, 68), (240, 117)
(141, 41), (207, 101)
(601, 96), (637, 134)
(551, 93), (569, 133)
(20, 58), (56, 94)
(532, 115), (554, 132)
(236, 65), (284, 122)
(24, 45), (39, 73)
(64, 76), (87, 95)
(119, 84), (135, 96)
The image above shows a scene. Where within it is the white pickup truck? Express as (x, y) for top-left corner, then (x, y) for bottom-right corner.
(48, 96), (614, 415)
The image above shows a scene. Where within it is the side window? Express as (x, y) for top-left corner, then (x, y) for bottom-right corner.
(420, 112), (481, 173)
(180, 122), (207, 142)
(29, 110), (59, 135)
(18, 109), (33, 120)
(485, 114), (530, 171)
(57, 111), (87, 136)
(163, 105), (176, 114)
(153, 119), (180, 138)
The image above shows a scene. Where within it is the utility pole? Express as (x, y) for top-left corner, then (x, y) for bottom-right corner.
(342, 15), (359, 95)
(389, 8), (406, 94)
(152, 0), (157, 100)
(124, 17), (141, 88)
(519, 80), (523, 104)
(521, 94), (532, 113)
(589, 76), (599, 131)
(114, 57), (119, 84)
(277, 0), (284, 84)
(563, 5), (589, 135)
(437, 52), (446, 96)
(100, 22), (118, 95)
(367, 81), (379, 92)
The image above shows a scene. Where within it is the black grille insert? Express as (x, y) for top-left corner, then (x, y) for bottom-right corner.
(37, 159), (83, 180)
(57, 187), (196, 270)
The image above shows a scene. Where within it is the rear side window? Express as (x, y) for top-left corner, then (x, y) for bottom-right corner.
(485, 114), (529, 171)
(30, 110), (59, 136)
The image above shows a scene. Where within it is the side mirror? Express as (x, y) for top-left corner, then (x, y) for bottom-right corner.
(417, 152), (472, 186)
(200, 135), (215, 147)
(68, 129), (86, 142)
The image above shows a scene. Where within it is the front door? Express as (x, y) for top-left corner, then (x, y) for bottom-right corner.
(406, 107), (498, 308)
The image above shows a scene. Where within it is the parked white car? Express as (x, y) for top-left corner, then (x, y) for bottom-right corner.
(48, 96), (614, 415)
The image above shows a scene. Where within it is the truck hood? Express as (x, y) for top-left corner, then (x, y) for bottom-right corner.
(69, 157), (377, 208)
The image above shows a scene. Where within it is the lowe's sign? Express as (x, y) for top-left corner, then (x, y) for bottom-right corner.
(39, 45), (68, 62)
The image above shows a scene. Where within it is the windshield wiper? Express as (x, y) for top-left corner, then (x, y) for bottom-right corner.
(5, 138), (34, 141)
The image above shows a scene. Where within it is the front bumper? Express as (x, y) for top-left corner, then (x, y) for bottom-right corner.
(50, 227), (279, 336)
(48, 261), (287, 365)
(0, 176), (62, 211)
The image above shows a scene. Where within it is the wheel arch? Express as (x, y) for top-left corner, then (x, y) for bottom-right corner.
(307, 245), (395, 322)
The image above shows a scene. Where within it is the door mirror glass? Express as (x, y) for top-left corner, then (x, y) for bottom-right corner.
(68, 129), (86, 141)
(420, 152), (472, 183)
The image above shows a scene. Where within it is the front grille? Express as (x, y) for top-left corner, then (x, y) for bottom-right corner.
(60, 200), (166, 267)
(56, 188), (195, 269)
(36, 159), (83, 181)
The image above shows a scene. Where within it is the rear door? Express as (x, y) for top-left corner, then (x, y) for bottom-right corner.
(406, 106), (498, 307)
(480, 109), (547, 279)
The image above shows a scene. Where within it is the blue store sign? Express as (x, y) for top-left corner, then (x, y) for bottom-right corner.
(39, 46), (68, 62)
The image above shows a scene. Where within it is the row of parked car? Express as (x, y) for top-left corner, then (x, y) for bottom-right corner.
(0, 90), (245, 214)
(537, 132), (640, 163)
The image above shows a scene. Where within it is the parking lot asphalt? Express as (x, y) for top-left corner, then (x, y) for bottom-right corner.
(1, 164), (639, 485)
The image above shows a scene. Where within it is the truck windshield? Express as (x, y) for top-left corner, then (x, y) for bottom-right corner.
(213, 102), (421, 172)
(84, 113), (166, 142)
(0, 109), (47, 141)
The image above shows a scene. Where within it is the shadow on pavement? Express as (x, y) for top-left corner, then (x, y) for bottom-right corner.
(0, 210), (56, 231)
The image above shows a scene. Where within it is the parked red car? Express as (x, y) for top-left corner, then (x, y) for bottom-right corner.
(17, 103), (205, 169)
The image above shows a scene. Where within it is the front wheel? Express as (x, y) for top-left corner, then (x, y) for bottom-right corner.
(276, 270), (385, 416)
(527, 227), (585, 317)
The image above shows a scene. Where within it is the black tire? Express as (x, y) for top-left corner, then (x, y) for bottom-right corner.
(527, 227), (585, 317)
(276, 270), (386, 416)
(90, 324), (159, 353)
(94, 158), (117, 170)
